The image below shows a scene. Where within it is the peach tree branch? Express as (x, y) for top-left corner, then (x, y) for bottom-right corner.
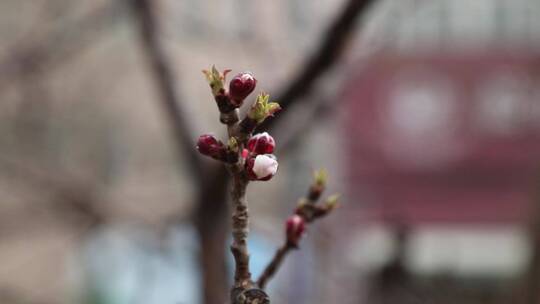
(257, 170), (339, 289)
(199, 67), (281, 303)
(198, 66), (340, 303)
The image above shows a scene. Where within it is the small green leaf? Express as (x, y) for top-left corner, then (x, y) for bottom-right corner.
(325, 193), (340, 210)
(202, 65), (231, 96)
(228, 137), (239, 152)
(313, 169), (328, 187)
(247, 93), (281, 124)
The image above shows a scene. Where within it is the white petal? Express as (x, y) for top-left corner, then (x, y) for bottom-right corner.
(253, 155), (278, 178)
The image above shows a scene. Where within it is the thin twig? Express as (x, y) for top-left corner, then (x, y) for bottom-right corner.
(256, 172), (338, 290)
(257, 242), (294, 289)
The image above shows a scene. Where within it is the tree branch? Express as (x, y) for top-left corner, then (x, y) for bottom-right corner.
(229, 167), (252, 287)
(130, 2), (233, 303)
(275, 93), (332, 155)
(256, 242), (293, 290)
(130, 0), (204, 183)
(222, 109), (254, 290)
(132, 2), (231, 302)
(257, 171), (338, 289)
(259, 0), (376, 132)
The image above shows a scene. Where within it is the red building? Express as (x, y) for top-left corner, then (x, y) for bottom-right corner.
(343, 50), (540, 226)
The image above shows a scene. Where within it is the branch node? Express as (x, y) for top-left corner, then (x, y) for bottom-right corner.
(232, 287), (270, 304)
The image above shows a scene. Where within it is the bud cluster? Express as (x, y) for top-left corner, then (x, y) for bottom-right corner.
(203, 66), (257, 113)
(284, 170), (340, 247)
(244, 132), (278, 181)
(198, 67), (281, 182)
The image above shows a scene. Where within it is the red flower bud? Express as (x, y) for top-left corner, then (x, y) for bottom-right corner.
(245, 154), (278, 181)
(196, 134), (226, 160)
(229, 72), (256, 105)
(241, 148), (249, 159)
(247, 132), (275, 155)
(286, 214), (305, 247)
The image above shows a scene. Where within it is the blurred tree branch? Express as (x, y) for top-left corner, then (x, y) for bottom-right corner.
(130, 1), (229, 303)
(257, 173), (338, 289)
(130, 0), (204, 183)
(276, 92), (332, 154)
(259, 0), (376, 133)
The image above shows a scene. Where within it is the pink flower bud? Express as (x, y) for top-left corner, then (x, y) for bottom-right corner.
(247, 132), (275, 155)
(196, 134), (225, 159)
(229, 72), (256, 105)
(286, 214), (305, 247)
(241, 148), (249, 159)
(245, 154), (278, 181)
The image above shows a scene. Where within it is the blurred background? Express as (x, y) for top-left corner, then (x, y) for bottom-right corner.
(1, 0), (540, 303)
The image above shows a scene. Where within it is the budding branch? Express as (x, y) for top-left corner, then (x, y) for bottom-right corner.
(198, 67), (337, 303)
(257, 171), (338, 289)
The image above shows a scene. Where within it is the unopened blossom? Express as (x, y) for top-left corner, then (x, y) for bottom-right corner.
(246, 154), (278, 181)
(196, 134), (226, 160)
(286, 214), (306, 247)
(229, 72), (256, 105)
(247, 132), (275, 155)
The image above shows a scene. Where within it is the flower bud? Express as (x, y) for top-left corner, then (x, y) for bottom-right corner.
(241, 148), (249, 159)
(229, 72), (256, 105)
(245, 154), (278, 181)
(247, 132), (275, 155)
(196, 134), (226, 160)
(286, 214), (305, 247)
